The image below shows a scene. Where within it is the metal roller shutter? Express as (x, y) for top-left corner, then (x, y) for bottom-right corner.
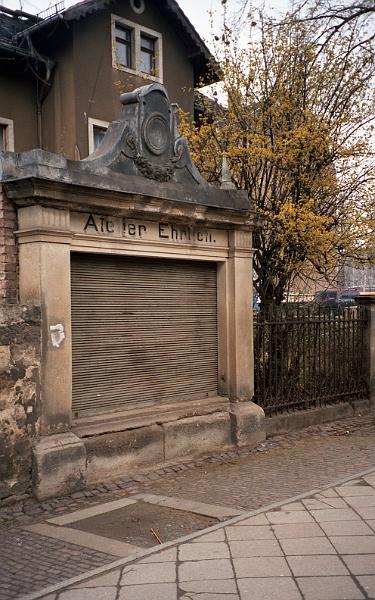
(71, 253), (218, 417)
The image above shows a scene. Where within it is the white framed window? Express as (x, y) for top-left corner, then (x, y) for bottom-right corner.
(88, 117), (109, 154)
(111, 14), (163, 83)
(0, 117), (14, 152)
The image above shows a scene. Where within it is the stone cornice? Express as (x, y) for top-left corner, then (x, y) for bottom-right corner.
(4, 177), (258, 230)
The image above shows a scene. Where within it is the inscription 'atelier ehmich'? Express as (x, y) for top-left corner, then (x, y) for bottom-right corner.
(83, 214), (216, 244)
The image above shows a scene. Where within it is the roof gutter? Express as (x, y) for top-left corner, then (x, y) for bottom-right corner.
(12, 12), (63, 40)
(0, 4), (38, 20)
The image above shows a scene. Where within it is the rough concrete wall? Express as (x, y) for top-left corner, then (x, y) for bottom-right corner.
(0, 185), (18, 303)
(0, 303), (41, 501)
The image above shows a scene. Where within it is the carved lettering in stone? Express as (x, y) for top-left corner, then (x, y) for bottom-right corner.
(71, 212), (228, 247)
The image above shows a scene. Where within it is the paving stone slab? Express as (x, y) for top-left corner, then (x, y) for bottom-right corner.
(192, 530), (225, 542)
(229, 539), (283, 557)
(120, 563), (176, 585)
(179, 542), (230, 560)
(118, 583), (177, 600)
(357, 575), (375, 598)
(310, 508), (360, 522)
(296, 576), (365, 600)
(342, 554), (375, 575)
(265, 510), (314, 524)
(179, 559), (234, 582)
(282, 502), (306, 511)
(233, 514), (268, 526)
(180, 594), (238, 600)
(311, 497), (349, 509)
(356, 507), (375, 519)
(272, 523), (325, 539)
(233, 556), (291, 578)
(320, 489), (339, 498)
(179, 580), (238, 594)
(336, 486), (375, 497)
(287, 555), (349, 576)
(329, 535), (375, 554)
(279, 536), (337, 555)
(319, 521), (374, 536)
(138, 548), (177, 563)
(225, 525), (274, 541)
(345, 496), (375, 507)
(237, 577), (302, 600)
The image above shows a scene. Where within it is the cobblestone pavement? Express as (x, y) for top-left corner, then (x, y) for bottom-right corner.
(0, 529), (115, 599)
(23, 468), (375, 600)
(142, 415), (375, 510)
(1, 413), (375, 599)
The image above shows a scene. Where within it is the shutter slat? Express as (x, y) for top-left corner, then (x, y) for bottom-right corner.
(71, 254), (218, 417)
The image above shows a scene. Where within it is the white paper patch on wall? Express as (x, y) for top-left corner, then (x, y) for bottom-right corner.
(50, 324), (65, 348)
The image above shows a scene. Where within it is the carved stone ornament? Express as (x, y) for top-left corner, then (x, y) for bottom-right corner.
(119, 84), (192, 183)
(81, 83), (208, 187)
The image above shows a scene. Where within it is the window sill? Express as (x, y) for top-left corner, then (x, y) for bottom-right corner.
(113, 62), (163, 84)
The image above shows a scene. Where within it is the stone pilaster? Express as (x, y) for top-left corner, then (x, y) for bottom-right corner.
(227, 229), (265, 446)
(17, 205), (86, 499)
(356, 294), (375, 408)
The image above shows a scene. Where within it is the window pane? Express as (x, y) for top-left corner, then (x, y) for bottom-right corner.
(140, 34), (154, 51)
(116, 40), (131, 67)
(93, 126), (107, 150)
(115, 25), (132, 67)
(140, 50), (154, 74)
(140, 35), (155, 75)
(116, 25), (131, 42)
(0, 125), (5, 151)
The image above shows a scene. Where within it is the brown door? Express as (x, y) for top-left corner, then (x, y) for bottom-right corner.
(71, 253), (218, 417)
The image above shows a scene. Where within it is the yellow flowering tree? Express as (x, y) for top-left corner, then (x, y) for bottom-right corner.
(181, 3), (375, 307)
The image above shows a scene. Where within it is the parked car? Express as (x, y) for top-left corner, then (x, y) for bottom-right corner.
(314, 288), (362, 313)
(253, 293), (261, 312)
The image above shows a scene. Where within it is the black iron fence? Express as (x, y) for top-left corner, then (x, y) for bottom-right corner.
(253, 304), (369, 415)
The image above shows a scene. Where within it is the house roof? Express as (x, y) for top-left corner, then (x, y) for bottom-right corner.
(0, 5), (51, 66)
(0, 0), (217, 86)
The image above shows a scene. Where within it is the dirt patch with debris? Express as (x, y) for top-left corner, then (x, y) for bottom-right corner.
(69, 500), (218, 548)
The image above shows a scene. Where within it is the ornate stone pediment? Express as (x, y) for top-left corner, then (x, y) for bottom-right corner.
(84, 83), (207, 187)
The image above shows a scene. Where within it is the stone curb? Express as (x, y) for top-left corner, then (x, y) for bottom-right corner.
(18, 464), (375, 600)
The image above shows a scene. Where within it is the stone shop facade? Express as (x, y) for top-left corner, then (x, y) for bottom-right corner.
(0, 84), (265, 500)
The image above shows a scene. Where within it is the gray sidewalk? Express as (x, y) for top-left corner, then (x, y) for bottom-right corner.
(21, 467), (375, 600)
(2, 413), (375, 600)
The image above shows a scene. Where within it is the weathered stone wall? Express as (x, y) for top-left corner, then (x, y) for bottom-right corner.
(0, 184), (18, 303)
(0, 303), (41, 501)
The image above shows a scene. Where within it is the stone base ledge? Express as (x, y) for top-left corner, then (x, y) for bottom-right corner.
(32, 432), (86, 501)
(72, 396), (230, 438)
(83, 403), (265, 486)
(265, 400), (371, 437)
(163, 412), (232, 460)
(85, 424), (164, 484)
(230, 401), (266, 447)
